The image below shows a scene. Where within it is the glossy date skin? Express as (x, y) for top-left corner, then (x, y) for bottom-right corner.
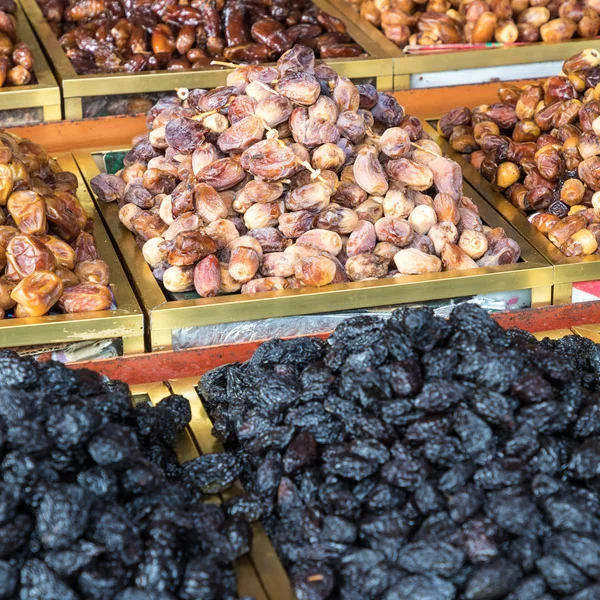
(41, 0), (364, 76)
(354, 0), (600, 49)
(0, 1), (35, 88)
(0, 129), (116, 318)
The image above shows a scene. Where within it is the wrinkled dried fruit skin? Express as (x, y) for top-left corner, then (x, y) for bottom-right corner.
(276, 72), (321, 106)
(387, 159), (434, 192)
(241, 140), (300, 181)
(218, 116), (265, 154)
(90, 173), (125, 203)
(194, 183), (228, 222)
(295, 255), (336, 286)
(354, 147), (389, 196)
(11, 270), (63, 316)
(6, 234), (55, 279)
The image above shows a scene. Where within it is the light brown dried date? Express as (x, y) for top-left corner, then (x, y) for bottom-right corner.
(241, 140), (299, 181)
(58, 283), (113, 313)
(279, 210), (316, 238)
(345, 252), (388, 281)
(579, 156), (600, 191)
(131, 211), (169, 241)
(168, 230), (217, 266)
(6, 234), (55, 279)
(7, 190), (46, 235)
(195, 158), (245, 191)
(74, 259), (110, 286)
(354, 147), (388, 196)
(294, 255), (336, 286)
(38, 235), (75, 270)
(11, 270), (63, 317)
(194, 183), (228, 222)
(193, 254), (221, 298)
(218, 116), (265, 154)
(314, 205), (358, 235)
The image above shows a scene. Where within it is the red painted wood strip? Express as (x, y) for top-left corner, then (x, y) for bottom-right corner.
(70, 302), (600, 384)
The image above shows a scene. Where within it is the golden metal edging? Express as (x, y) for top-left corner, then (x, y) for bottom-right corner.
(424, 120), (600, 288)
(60, 58), (393, 99)
(148, 263), (552, 331)
(0, 153), (144, 350)
(532, 328), (576, 340)
(393, 39), (600, 76)
(74, 151), (168, 316)
(553, 259), (600, 285)
(0, 2), (60, 113)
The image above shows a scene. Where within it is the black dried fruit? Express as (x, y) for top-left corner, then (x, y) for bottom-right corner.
(200, 305), (600, 599)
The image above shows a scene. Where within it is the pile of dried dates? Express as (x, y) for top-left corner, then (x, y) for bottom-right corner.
(0, 130), (115, 318)
(90, 44), (520, 298)
(0, 0), (35, 86)
(200, 304), (600, 599)
(0, 350), (252, 599)
(346, 0), (600, 48)
(38, 0), (364, 75)
(439, 48), (600, 257)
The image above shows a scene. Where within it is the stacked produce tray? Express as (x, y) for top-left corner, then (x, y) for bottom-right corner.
(0, 2), (60, 126)
(0, 153), (144, 354)
(92, 314), (600, 600)
(425, 120), (600, 305)
(20, 0), (398, 121)
(131, 378), (292, 600)
(75, 151), (552, 352)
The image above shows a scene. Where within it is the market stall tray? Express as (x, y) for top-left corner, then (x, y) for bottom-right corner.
(131, 376), (294, 600)
(20, 0), (398, 121)
(89, 317), (600, 599)
(0, 153), (144, 354)
(0, 2), (60, 126)
(74, 151), (553, 352)
(424, 120), (600, 305)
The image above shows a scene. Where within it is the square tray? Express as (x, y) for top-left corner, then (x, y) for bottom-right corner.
(0, 2), (60, 125)
(21, 0), (397, 121)
(75, 149), (553, 352)
(0, 153), (144, 353)
(423, 120), (600, 305)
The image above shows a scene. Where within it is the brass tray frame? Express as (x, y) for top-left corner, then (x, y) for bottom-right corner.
(0, 153), (144, 353)
(20, 0), (397, 121)
(131, 376), (295, 600)
(390, 35), (600, 90)
(75, 150), (553, 352)
(0, 2), (60, 122)
(423, 120), (600, 305)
